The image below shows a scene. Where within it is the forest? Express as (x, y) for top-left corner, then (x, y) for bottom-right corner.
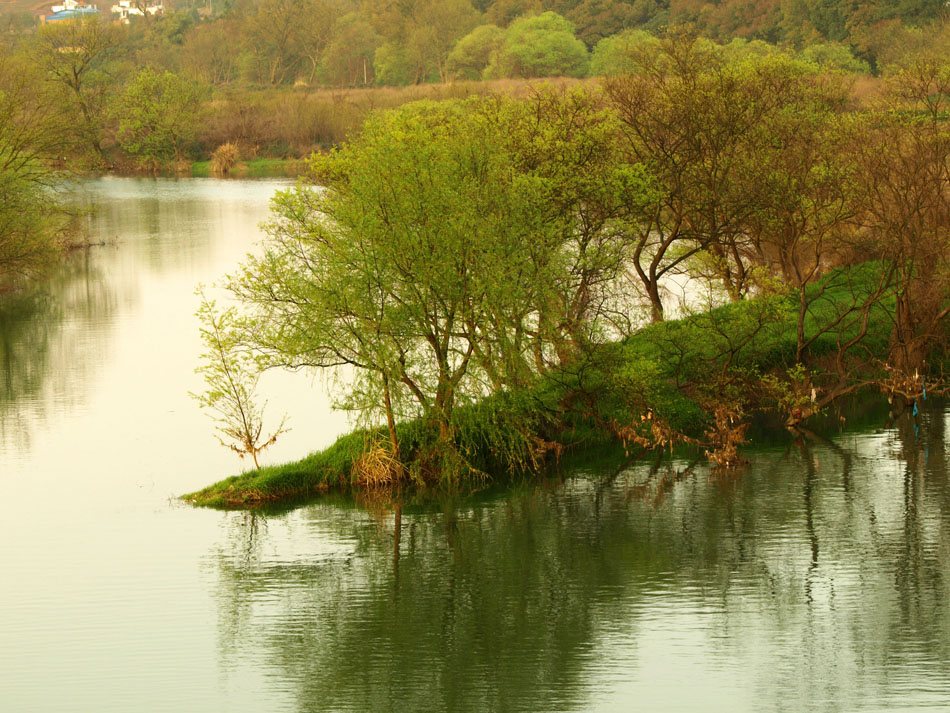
(1, 0), (950, 174)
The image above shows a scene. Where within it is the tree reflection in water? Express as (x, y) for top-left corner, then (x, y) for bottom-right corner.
(212, 409), (950, 713)
(0, 251), (116, 450)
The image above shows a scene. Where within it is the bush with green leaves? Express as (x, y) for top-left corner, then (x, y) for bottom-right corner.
(115, 68), (205, 169)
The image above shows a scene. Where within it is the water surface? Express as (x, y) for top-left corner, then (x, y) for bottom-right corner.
(1, 178), (949, 712)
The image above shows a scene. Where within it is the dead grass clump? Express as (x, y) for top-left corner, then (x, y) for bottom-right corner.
(211, 142), (240, 175)
(352, 435), (407, 489)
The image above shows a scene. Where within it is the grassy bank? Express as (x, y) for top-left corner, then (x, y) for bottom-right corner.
(184, 265), (897, 508)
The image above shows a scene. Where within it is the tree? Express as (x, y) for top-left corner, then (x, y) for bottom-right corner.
(0, 50), (73, 285)
(368, 0), (479, 84)
(566, 0), (646, 47)
(192, 293), (288, 469)
(181, 19), (242, 85)
(320, 14), (380, 86)
(229, 101), (539, 457)
(32, 17), (127, 164)
(115, 68), (205, 168)
(446, 24), (505, 79)
(854, 55), (950, 379)
(242, 0), (302, 85)
(799, 41), (871, 73)
(294, 0), (341, 84)
(416, 0), (481, 82)
(486, 0), (541, 27)
(606, 38), (844, 319)
(485, 11), (589, 78)
(604, 35), (754, 319)
(224, 94), (651, 473)
(589, 29), (659, 76)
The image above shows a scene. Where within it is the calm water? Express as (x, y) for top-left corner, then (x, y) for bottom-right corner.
(2, 177), (949, 712)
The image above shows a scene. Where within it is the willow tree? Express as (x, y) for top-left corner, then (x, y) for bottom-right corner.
(226, 93), (650, 471)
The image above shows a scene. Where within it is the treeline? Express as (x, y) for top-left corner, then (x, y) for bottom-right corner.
(190, 36), (950, 495)
(4, 0), (949, 84)
(3, 3), (950, 173)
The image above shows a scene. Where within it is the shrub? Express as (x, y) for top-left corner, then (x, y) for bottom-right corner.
(211, 142), (240, 175)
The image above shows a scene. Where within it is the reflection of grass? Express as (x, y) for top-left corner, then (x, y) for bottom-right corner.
(184, 264), (898, 508)
(190, 159), (308, 178)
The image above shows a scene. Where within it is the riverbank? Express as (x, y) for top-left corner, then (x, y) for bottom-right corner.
(184, 264), (898, 508)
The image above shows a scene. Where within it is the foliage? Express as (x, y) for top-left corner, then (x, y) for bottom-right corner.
(799, 42), (871, 73)
(319, 14), (380, 86)
(224, 92), (650, 479)
(191, 293), (288, 469)
(0, 50), (73, 285)
(185, 259), (899, 505)
(0, 170), (67, 286)
(485, 12), (589, 79)
(567, 0), (655, 47)
(115, 68), (205, 169)
(589, 29), (658, 76)
(31, 16), (127, 164)
(446, 24), (505, 79)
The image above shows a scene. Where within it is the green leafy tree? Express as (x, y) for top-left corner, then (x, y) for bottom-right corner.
(447, 24), (505, 79)
(115, 68), (205, 168)
(369, 0), (478, 84)
(589, 29), (659, 75)
(799, 41), (871, 74)
(224, 94), (650, 474)
(192, 293), (288, 470)
(32, 17), (127, 164)
(320, 13), (380, 86)
(0, 50), (73, 285)
(373, 41), (426, 85)
(720, 37), (784, 62)
(229, 101), (540, 457)
(485, 11), (589, 78)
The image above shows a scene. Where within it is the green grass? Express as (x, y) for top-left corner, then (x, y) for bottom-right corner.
(190, 161), (211, 177)
(183, 262), (898, 508)
(189, 158), (309, 179)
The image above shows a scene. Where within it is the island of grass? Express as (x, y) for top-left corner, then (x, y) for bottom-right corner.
(184, 264), (909, 508)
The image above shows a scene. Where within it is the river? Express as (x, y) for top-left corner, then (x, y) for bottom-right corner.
(1, 177), (949, 712)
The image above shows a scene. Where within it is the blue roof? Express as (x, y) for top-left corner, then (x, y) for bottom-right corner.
(46, 7), (100, 21)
